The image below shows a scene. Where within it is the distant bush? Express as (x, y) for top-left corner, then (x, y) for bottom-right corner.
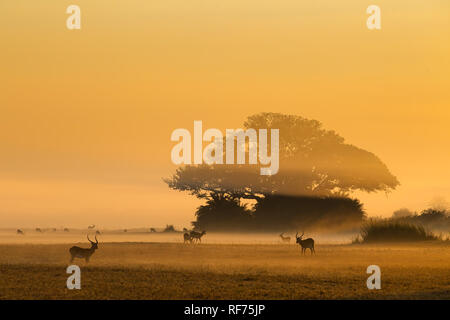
(393, 208), (449, 233)
(163, 224), (177, 233)
(392, 208), (415, 219)
(356, 220), (438, 243)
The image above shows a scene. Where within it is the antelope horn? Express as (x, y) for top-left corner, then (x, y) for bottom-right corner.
(87, 235), (94, 243)
(296, 231), (299, 238)
(95, 235), (98, 243)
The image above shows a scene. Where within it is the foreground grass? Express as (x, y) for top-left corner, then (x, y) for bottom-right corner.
(0, 242), (449, 299)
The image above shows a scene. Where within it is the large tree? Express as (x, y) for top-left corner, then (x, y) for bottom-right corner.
(165, 113), (399, 201)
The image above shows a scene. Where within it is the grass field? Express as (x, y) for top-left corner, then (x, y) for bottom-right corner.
(0, 238), (449, 299)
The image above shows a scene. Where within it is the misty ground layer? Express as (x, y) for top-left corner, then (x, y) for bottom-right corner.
(0, 242), (449, 299)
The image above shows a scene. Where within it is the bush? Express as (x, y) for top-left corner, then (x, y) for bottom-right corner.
(191, 195), (366, 232)
(393, 208), (450, 233)
(392, 208), (415, 219)
(252, 195), (365, 232)
(163, 224), (177, 233)
(192, 196), (252, 231)
(357, 219), (438, 243)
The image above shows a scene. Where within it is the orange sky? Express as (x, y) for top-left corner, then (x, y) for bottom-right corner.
(1, 1), (449, 228)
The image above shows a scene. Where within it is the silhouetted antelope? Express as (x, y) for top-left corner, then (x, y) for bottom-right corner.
(183, 232), (193, 244)
(279, 232), (291, 243)
(17, 229), (24, 235)
(69, 235), (99, 263)
(190, 230), (206, 243)
(295, 232), (315, 255)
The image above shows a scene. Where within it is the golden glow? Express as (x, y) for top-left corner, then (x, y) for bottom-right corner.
(1, 1), (449, 227)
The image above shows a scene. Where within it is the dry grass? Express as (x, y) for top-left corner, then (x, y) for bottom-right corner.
(0, 242), (449, 299)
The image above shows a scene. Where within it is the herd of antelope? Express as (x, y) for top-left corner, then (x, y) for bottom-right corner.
(62, 229), (311, 264)
(15, 225), (315, 265)
(181, 230), (314, 255)
(16, 225), (101, 235)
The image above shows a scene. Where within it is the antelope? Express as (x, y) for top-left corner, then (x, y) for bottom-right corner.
(150, 228), (156, 233)
(17, 229), (24, 235)
(64, 228), (70, 232)
(183, 232), (193, 244)
(279, 232), (291, 243)
(190, 230), (206, 243)
(295, 232), (315, 255)
(69, 235), (99, 263)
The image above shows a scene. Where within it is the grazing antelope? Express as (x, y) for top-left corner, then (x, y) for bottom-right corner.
(279, 232), (291, 243)
(190, 230), (206, 243)
(295, 232), (315, 255)
(183, 232), (193, 244)
(17, 229), (24, 235)
(88, 224), (95, 229)
(69, 235), (99, 263)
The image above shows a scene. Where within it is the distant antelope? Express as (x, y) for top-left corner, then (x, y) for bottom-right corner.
(150, 228), (156, 233)
(69, 235), (99, 263)
(190, 230), (206, 243)
(17, 229), (24, 235)
(36, 228), (42, 233)
(279, 232), (291, 243)
(64, 228), (70, 232)
(295, 232), (315, 255)
(183, 232), (193, 244)
(124, 229), (127, 233)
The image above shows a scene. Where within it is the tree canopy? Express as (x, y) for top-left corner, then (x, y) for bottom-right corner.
(165, 112), (399, 201)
